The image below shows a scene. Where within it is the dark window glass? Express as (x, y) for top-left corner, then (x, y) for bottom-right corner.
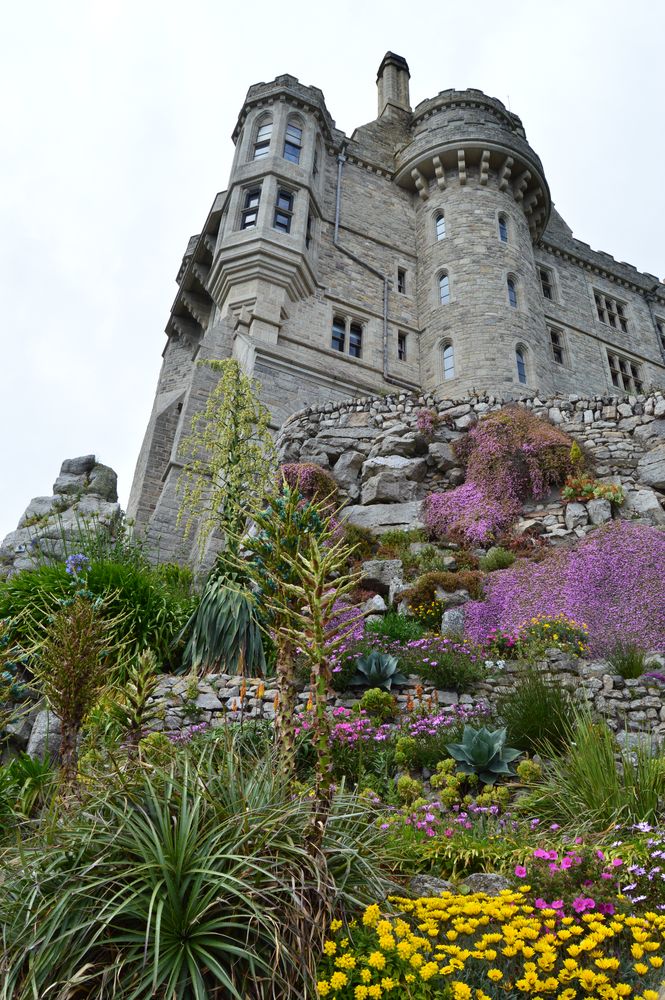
(498, 215), (508, 242)
(439, 273), (450, 305)
(273, 189), (294, 233)
(436, 214), (446, 241)
(397, 268), (406, 294)
(508, 278), (517, 308)
(550, 329), (564, 364)
(349, 323), (362, 358)
(331, 318), (345, 352)
(306, 213), (312, 249)
(398, 332), (407, 362)
(540, 267), (553, 300)
(283, 123), (302, 164)
(516, 349), (527, 384)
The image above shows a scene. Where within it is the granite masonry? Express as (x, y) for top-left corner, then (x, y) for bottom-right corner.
(127, 53), (665, 566)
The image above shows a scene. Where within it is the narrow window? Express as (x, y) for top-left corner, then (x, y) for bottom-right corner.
(516, 347), (527, 384)
(349, 322), (362, 358)
(397, 268), (407, 294)
(435, 213), (446, 241)
(595, 290), (628, 332)
(507, 277), (517, 308)
(305, 213), (313, 249)
(439, 273), (450, 305)
(498, 215), (508, 243)
(240, 187), (261, 229)
(331, 317), (345, 352)
(397, 331), (407, 362)
(273, 189), (294, 233)
(313, 148), (319, 176)
(283, 122), (303, 164)
(550, 328), (564, 365)
(657, 319), (665, 354)
(443, 343), (455, 380)
(253, 121), (272, 160)
(539, 267), (554, 300)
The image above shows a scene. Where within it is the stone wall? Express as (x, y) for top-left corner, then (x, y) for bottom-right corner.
(276, 388), (665, 537)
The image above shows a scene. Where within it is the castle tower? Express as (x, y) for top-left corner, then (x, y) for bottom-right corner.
(128, 54), (665, 566)
(396, 89), (552, 395)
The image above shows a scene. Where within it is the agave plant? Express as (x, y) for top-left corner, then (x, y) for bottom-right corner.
(350, 651), (408, 691)
(446, 725), (522, 784)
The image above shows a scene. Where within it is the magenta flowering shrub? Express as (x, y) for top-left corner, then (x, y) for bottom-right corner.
(465, 521), (665, 654)
(424, 406), (573, 546)
(278, 462), (338, 504)
(513, 843), (623, 916)
(416, 408), (437, 439)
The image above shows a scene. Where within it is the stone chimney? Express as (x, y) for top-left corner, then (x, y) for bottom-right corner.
(376, 52), (411, 118)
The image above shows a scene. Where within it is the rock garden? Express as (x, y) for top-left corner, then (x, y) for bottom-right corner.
(1, 364), (665, 999)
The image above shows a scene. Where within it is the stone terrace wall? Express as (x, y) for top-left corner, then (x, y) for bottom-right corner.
(276, 389), (665, 538)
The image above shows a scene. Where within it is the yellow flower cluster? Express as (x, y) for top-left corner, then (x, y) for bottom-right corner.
(317, 891), (665, 999)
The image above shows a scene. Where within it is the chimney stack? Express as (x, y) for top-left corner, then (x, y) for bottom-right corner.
(376, 52), (411, 118)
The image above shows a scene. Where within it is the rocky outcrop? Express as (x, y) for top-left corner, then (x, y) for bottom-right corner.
(276, 390), (665, 540)
(0, 455), (121, 578)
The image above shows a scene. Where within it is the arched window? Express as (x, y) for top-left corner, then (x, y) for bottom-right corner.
(498, 214), (508, 243)
(435, 213), (446, 241)
(516, 346), (527, 384)
(507, 277), (518, 308)
(283, 118), (303, 164)
(439, 272), (450, 305)
(253, 117), (272, 160)
(443, 342), (455, 380)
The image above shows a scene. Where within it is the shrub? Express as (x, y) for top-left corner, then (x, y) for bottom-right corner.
(342, 524), (377, 561)
(607, 640), (647, 679)
(278, 462), (338, 505)
(365, 611), (425, 643)
(521, 709), (665, 832)
(395, 704), (490, 773)
(399, 637), (486, 693)
(357, 687), (397, 723)
(497, 667), (573, 755)
(479, 545), (515, 572)
(376, 527), (426, 559)
(404, 569), (483, 608)
(562, 473), (625, 505)
(396, 774), (423, 804)
(425, 405), (574, 545)
(515, 613), (589, 657)
(464, 521), (665, 655)
(1, 734), (390, 1000)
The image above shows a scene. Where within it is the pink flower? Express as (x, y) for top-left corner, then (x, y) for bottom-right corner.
(611, 858), (623, 867)
(560, 857), (573, 869)
(515, 865), (527, 878)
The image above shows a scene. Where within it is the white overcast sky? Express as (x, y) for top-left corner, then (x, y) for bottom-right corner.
(1, 0), (664, 539)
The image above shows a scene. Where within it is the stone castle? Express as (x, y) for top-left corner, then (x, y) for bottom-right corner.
(127, 53), (665, 563)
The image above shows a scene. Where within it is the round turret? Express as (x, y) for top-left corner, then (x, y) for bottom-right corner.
(395, 89), (553, 396)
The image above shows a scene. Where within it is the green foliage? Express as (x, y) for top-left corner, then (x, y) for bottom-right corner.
(479, 546), (516, 572)
(446, 725), (522, 785)
(405, 644), (485, 694)
(108, 649), (160, 749)
(396, 774), (423, 805)
(516, 613), (590, 658)
(365, 611), (425, 643)
(343, 523), (377, 561)
(497, 667), (573, 755)
(351, 652), (407, 691)
(607, 640), (647, 679)
(0, 754), (53, 827)
(180, 565), (266, 677)
(376, 528), (426, 559)
(404, 569), (484, 607)
(562, 474), (625, 505)
(515, 757), (543, 783)
(0, 560), (194, 670)
(0, 734), (390, 999)
(357, 687), (397, 723)
(177, 358), (276, 556)
(520, 709), (665, 831)
(31, 595), (114, 782)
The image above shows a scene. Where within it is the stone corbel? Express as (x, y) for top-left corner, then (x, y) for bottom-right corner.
(411, 167), (429, 200)
(457, 149), (467, 185)
(513, 170), (531, 202)
(432, 155), (446, 190)
(182, 291), (212, 329)
(498, 156), (513, 191)
(479, 150), (491, 186)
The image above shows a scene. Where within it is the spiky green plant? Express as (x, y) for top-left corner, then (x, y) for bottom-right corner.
(180, 565), (266, 677)
(446, 725), (522, 785)
(108, 648), (160, 751)
(350, 651), (407, 691)
(0, 733), (390, 999)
